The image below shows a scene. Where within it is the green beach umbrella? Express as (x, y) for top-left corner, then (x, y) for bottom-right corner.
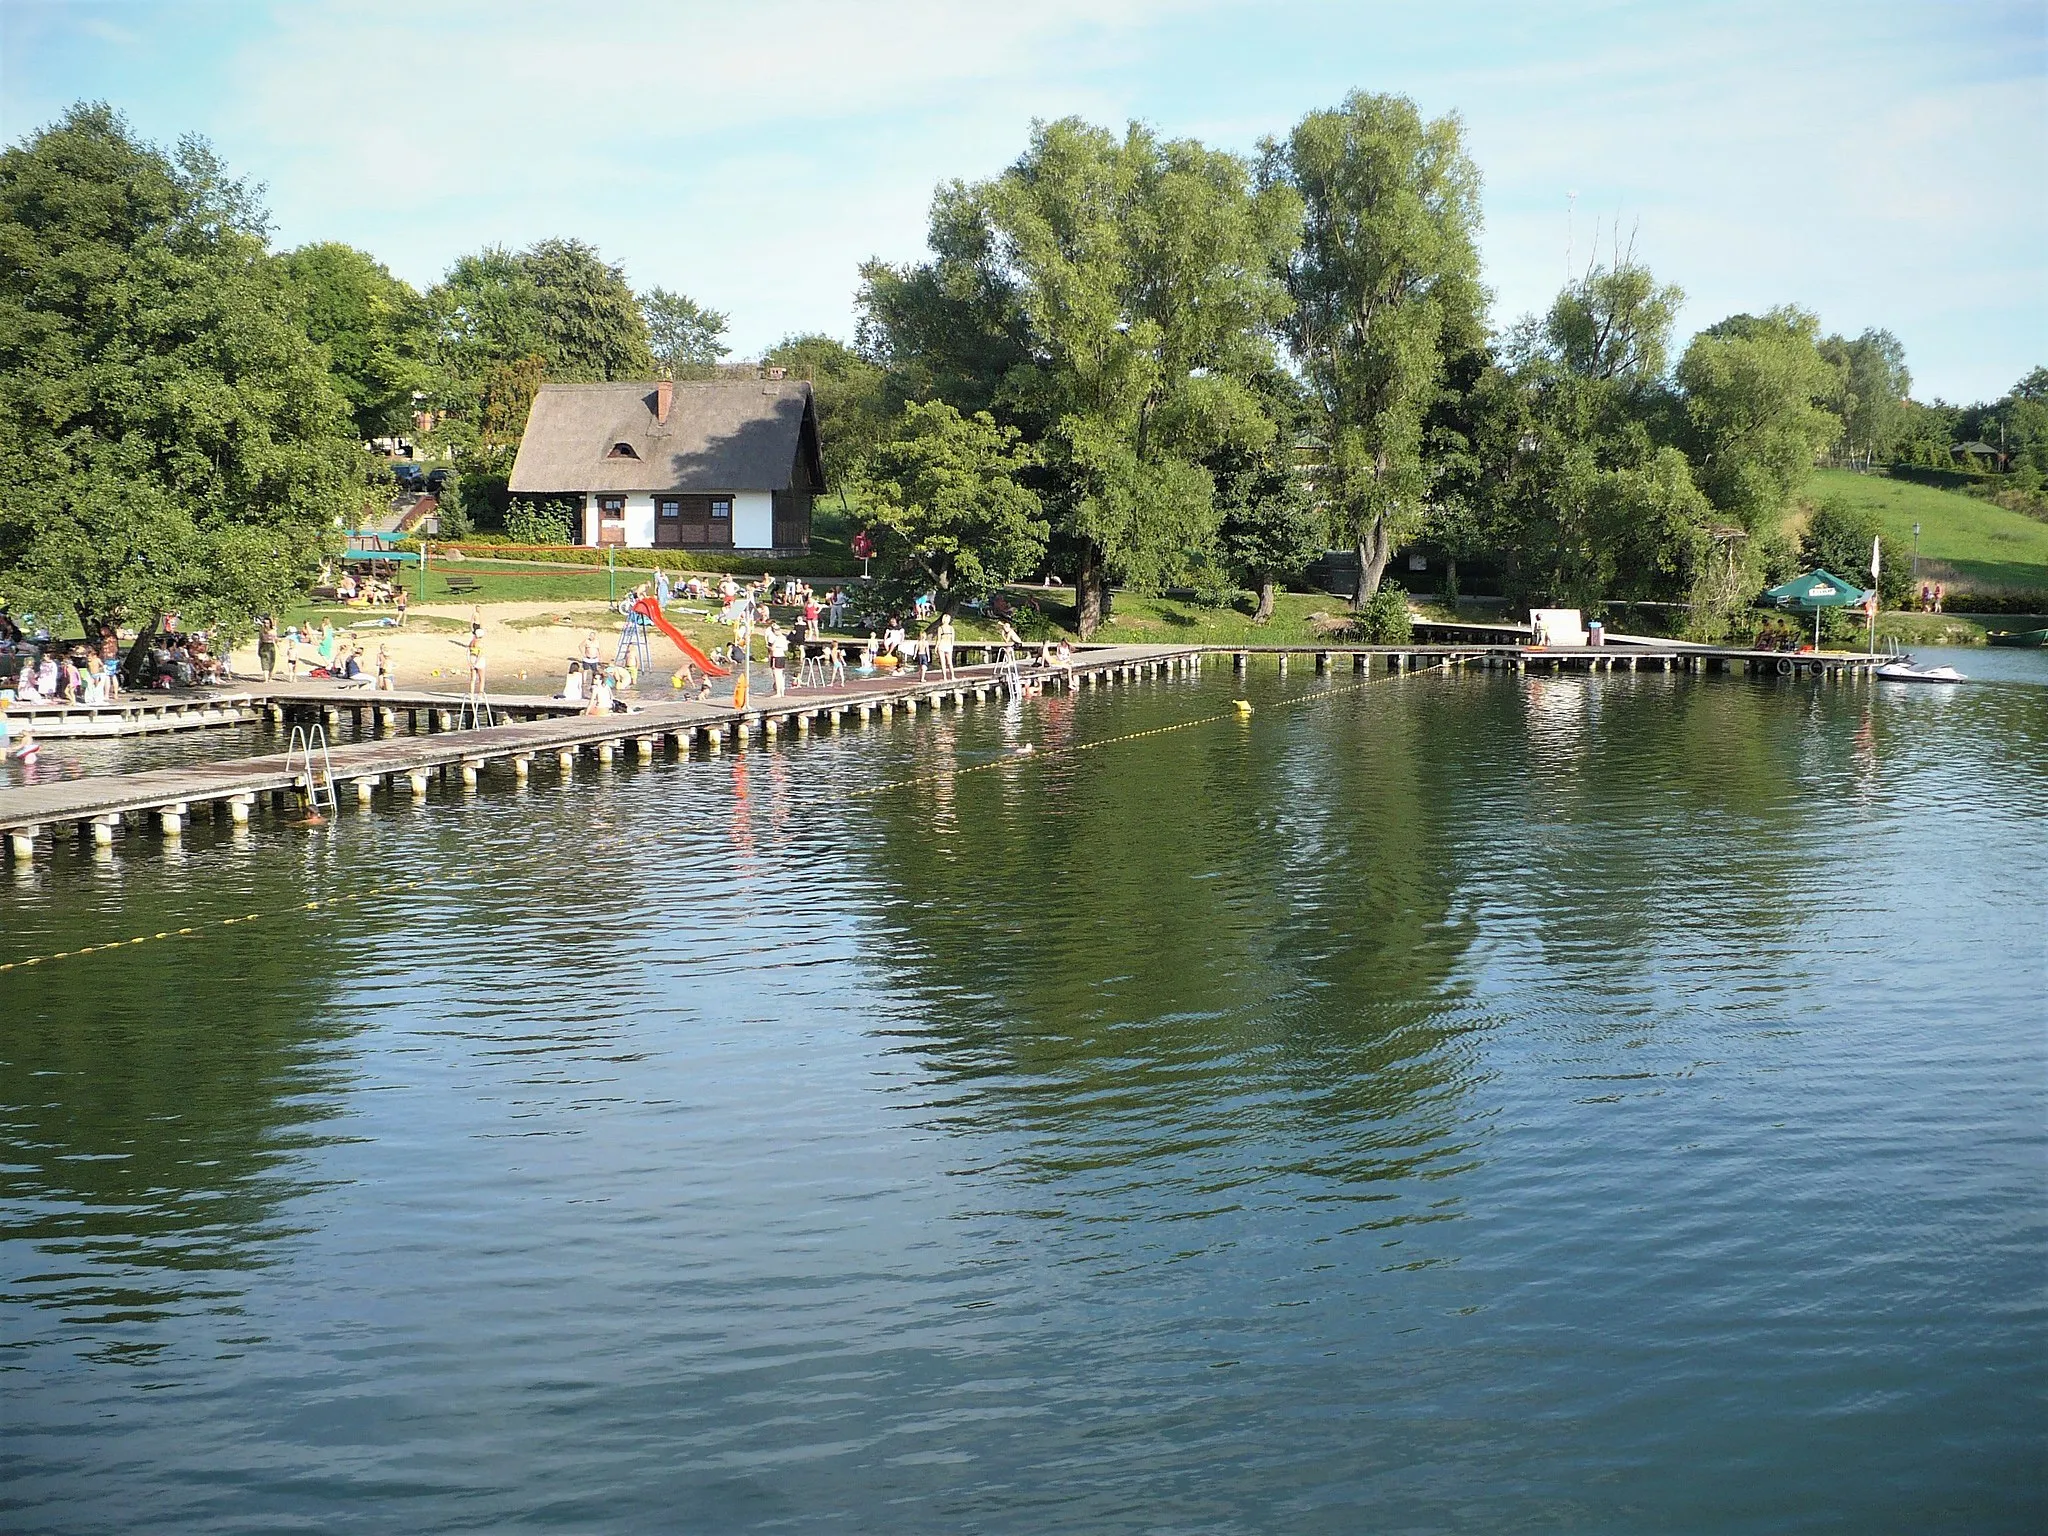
(1761, 569), (1871, 647)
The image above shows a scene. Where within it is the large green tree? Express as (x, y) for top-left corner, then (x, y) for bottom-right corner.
(278, 241), (430, 440)
(642, 286), (729, 377)
(861, 118), (1299, 635)
(1817, 327), (1910, 469)
(1263, 91), (1487, 604)
(426, 237), (652, 529)
(854, 400), (1047, 618)
(762, 333), (893, 486)
(1477, 260), (1715, 614)
(1676, 306), (1840, 532)
(0, 104), (359, 648)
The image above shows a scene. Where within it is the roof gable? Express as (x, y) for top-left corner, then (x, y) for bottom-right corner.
(508, 380), (823, 494)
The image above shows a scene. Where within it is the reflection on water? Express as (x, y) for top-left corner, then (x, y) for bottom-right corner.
(1, 663), (2043, 1532)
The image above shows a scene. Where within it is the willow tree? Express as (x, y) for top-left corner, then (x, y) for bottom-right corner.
(1263, 92), (1486, 604)
(861, 118), (1299, 635)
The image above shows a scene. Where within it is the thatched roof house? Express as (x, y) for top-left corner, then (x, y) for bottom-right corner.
(509, 379), (824, 552)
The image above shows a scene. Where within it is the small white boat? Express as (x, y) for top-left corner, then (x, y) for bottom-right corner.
(1875, 660), (1966, 684)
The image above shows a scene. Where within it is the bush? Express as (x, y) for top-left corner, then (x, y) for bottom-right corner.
(397, 538), (859, 579)
(1358, 582), (1413, 644)
(504, 496), (576, 544)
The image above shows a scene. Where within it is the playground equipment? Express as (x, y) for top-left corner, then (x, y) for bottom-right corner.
(628, 596), (725, 676)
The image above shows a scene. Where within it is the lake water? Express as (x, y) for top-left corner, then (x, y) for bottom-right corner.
(3, 657), (2044, 1532)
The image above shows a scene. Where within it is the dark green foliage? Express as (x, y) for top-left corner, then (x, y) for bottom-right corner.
(0, 103), (359, 637)
(503, 495), (577, 545)
(854, 400), (1047, 617)
(1676, 307), (1840, 532)
(1214, 428), (1324, 621)
(278, 241), (430, 439)
(1801, 495), (1909, 608)
(1264, 91), (1486, 603)
(859, 117), (1299, 635)
(1357, 582), (1413, 643)
(1818, 328), (1910, 466)
(763, 333), (893, 486)
(642, 287), (729, 377)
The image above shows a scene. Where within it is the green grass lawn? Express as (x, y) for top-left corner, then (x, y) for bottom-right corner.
(1803, 468), (2048, 595)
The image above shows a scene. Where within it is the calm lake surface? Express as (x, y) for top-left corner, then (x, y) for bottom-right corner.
(3, 657), (2044, 1532)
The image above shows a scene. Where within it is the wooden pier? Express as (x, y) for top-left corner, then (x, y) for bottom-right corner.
(0, 646), (1206, 862)
(1214, 641), (1891, 681)
(0, 638), (1896, 865)
(1, 692), (263, 738)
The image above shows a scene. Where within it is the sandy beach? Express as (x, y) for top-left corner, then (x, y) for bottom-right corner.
(228, 602), (731, 695)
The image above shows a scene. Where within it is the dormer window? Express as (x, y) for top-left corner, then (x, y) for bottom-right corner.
(607, 441), (639, 459)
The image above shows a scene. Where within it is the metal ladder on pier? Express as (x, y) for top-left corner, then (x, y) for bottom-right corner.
(455, 670), (495, 733)
(284, 723), (338, 816)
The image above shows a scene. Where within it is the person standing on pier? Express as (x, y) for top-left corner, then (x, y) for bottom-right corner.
(466, 610), (486, 693)
(935, 613), (957, 680)
(762, 620), (790, 697)
(256, 615), (279, 682)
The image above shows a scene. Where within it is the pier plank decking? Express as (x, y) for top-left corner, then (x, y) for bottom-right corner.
(1, 640), (1894, 861)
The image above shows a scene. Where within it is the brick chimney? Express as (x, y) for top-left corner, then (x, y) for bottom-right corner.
(655, 378), (673, 424)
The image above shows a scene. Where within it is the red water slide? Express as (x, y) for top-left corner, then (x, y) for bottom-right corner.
(630, 597), (728, 676)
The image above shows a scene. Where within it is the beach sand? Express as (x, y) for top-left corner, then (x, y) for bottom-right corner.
(228, 602), (735, 695)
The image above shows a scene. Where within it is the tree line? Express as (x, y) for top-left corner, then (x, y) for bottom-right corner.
(2, 99), (2040, 646)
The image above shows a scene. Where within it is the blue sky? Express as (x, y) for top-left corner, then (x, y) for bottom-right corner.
(3, 0), (2042, 401)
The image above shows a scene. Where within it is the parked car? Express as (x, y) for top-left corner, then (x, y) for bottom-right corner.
(425, 468), (455, 494)
(389, 461), (426, 491)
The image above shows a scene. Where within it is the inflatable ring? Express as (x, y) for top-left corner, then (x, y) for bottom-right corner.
(1776, 657), (1794, 676)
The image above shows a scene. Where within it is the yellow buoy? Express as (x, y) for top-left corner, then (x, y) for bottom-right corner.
(1234, 699), (1253, 715)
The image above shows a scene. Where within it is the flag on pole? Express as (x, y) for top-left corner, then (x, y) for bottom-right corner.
(1870, 535), (1882, 581)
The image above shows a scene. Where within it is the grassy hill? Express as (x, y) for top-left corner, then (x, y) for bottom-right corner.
(1802, 468), (2048, 597)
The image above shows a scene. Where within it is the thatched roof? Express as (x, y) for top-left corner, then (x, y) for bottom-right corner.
(509, 380), (822, 494)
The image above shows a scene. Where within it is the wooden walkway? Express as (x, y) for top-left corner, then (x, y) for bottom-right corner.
(1, 692), (263, 737)
(0, 638), (1898, 863)
(0, 646), (1206, 858)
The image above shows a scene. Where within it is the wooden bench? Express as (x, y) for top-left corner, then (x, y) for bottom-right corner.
(443, 576), (480, 596)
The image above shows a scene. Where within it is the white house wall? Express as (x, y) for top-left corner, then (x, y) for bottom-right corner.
(731, 492), (774, 550)
(624, 494), (656, 547)
(580, 488), (772, 548)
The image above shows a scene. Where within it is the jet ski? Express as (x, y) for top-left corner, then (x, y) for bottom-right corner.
(1875, 660), (1966, 684)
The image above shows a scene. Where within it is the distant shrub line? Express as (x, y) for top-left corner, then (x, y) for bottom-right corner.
(391, 536), (859, 579)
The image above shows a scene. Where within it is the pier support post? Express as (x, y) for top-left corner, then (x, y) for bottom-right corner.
(557, 748), (575, 775)
(1316, 652), (1330, 674)
(795, 713), (809, 735)
(355, 778), (376, 806)
(460, 759), (481, 789)
(706, 727), (722, 753)
(596, 740), (615, 766)
(8, 827), (38, 862)
(91, 815), (117, 848)
(513, 755), (532, 782)
(764, 718), (779, 739)
(228, 795), (253, 826)
(407, 769), (429, 799)
(634, 736), (656, 760)
(159, 804), (185, 839)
